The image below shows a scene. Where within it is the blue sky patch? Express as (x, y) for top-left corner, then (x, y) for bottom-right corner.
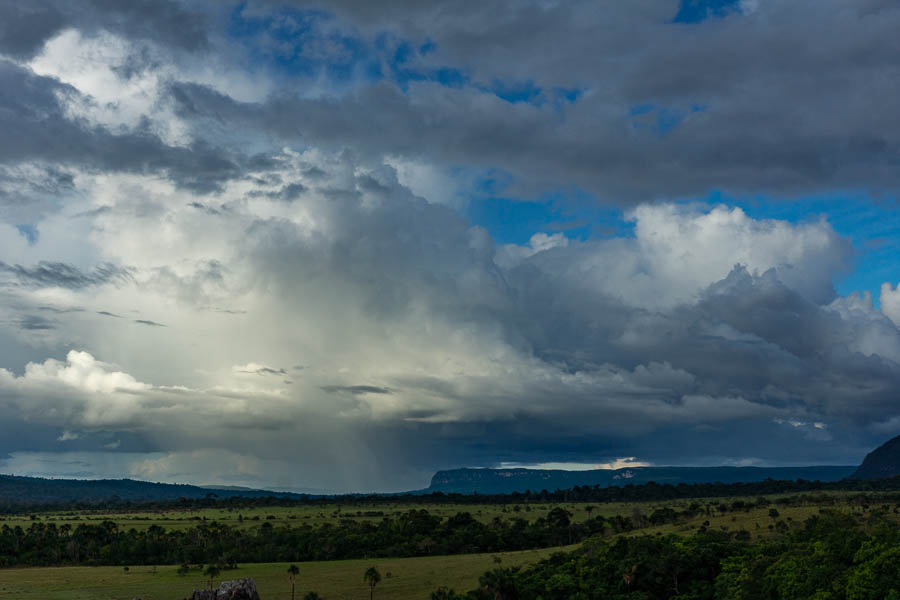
(673, 0), (742, 24)
(16, 224), (38, 245)
(467, 188), (634, 247)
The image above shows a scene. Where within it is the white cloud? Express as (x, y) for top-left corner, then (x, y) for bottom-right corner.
(498, 458), (651, 471)
(0, 148), (894, 489)
(498, 203), (851, 311)
(494, 231), (570, 268)
(24, 350), (149, 394)
(880, 281), (900, 327)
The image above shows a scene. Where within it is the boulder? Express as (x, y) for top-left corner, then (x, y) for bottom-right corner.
(185, 578), (260, 600)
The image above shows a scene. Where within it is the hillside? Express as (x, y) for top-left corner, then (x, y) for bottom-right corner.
(853, 434), (900, 479)
(426, 465), (856, 494)
(0, 474), (307, 506)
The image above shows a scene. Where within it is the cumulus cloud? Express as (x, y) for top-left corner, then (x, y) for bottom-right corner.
(0, 156), (896, 489)
(880, 282), (900, 327)
(0, 1), (899, 491)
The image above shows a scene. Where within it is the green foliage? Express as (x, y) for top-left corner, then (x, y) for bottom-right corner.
(364, 565), (382, 586)
(0, 508), (624, 567)
(436, 511), (900, 600)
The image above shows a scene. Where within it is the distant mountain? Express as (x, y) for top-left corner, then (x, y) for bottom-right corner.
(0, 474), (309, 506)
(426, 465), (856, 494)
(853, 434), (900, 480)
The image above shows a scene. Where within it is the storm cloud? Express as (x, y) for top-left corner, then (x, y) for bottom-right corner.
(0, 1), (898, 492)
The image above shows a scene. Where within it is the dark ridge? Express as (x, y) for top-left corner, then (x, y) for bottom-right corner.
(852, 434), (900, 480)
(0, 473), (308, 506)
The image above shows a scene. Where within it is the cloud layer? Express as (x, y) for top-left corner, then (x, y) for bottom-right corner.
(0, 1), (899, 491)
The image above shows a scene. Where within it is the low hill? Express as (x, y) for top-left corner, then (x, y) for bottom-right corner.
(426, 465), (856, 494)
(0, 473), (307, 506)
(853, 434), (900, 480)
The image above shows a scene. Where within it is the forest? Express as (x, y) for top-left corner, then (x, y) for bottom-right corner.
(3, 478), (900, 598)
(432, 510), (900, 599)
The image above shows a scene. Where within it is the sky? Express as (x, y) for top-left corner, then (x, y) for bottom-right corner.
(1, 0), (900, 493)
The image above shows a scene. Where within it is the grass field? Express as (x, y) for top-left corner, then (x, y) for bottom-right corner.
(0, 501), (652, 532)
(0, 546), (573, 600)
(1, 491), (893, 535)
(1, 492), (897, 599)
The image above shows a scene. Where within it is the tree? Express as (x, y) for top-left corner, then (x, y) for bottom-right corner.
(364, 566), (381, 600)
(288, 563), (300, 600)
(479, 567), (519, 600)
(203, 564), (221, 589)
(303, 593), (322, 600)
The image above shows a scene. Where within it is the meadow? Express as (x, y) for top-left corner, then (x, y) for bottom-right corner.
(0, 546), (571, 600)
(1, 491), (898, 598)
(0, 501), (619, 532)
(1, 491), (893, 539)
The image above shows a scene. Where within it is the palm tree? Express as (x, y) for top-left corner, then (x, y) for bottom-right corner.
(364, 566), (381, 600)
(287, 564), (300, 600)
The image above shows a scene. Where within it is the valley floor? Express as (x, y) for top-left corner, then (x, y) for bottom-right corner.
(0, 545), (570, 600)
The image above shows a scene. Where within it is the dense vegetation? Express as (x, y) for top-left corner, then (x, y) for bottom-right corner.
(0, 507), (604, 567)
(434, 510), (900, 600)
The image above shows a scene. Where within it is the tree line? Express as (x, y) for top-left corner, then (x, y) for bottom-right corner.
(0, 507), (611, 567)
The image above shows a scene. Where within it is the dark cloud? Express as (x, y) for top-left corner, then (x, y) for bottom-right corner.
(134, 319), (165, 327)
(0, 261), (132, 289)
(236, 366), (288, 376)
(0, 61), (239, 193)
(38, 305), (84, 314)
(0, 0), (208, 61)
(246, 182), (307, 203)
(321, 385), (393, 395)
(0, 2), (67, 60)
(160, 1), (900, 201)
(18, 315), (56, 331)
(187, 201), (222, 215)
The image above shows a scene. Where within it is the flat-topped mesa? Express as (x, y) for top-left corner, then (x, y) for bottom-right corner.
(427, 465), (857, 494)
(853, 435), (900, 480)
(185, 578), (260, 600)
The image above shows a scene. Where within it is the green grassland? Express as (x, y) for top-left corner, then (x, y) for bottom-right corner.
(1, 491), (894, 535)
(0, 501), (634, 532)
(0, 546), (572, 600)
(1, 491), (898, 599)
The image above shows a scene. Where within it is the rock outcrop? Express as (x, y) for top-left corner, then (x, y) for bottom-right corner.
(185, 578), (260, 600)
(853, 434), (900, 480)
